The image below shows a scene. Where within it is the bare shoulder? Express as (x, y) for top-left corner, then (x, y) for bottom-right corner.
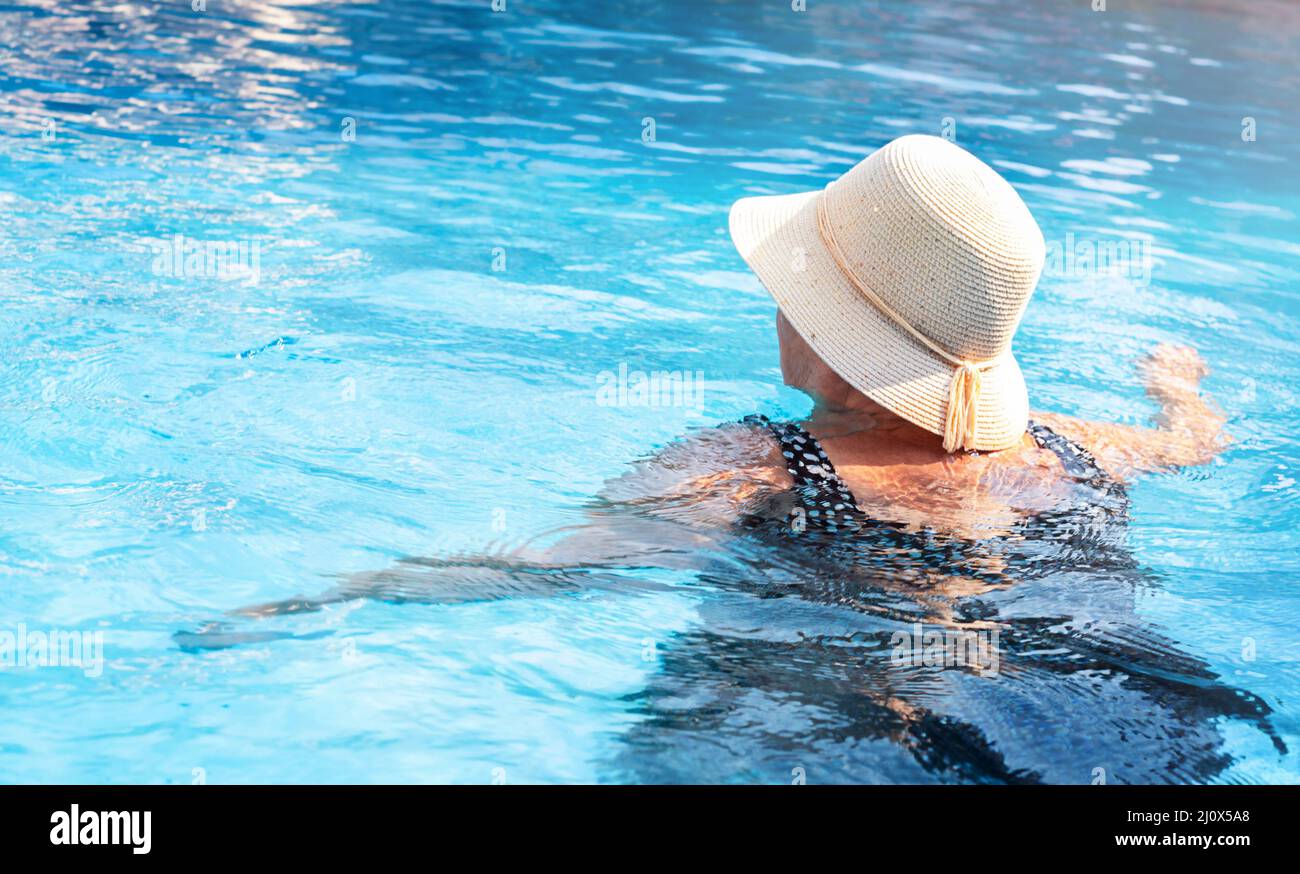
(1029, 411), (1150, 481)
(597, 419), (789, 506)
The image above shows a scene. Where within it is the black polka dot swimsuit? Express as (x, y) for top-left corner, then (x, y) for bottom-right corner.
(742, 413), (1124, 536)
(742, 414), (866, 534)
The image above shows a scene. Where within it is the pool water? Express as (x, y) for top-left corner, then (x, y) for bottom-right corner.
(1, 0), (1298, 784)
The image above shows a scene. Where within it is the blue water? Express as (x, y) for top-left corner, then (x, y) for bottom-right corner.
(1, 0), (1298, 784)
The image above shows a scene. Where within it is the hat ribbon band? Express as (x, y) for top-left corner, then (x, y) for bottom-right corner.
(814, 189), (1002, 452)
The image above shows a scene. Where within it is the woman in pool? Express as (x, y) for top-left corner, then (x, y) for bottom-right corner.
(239, 133), (1224, 590)
(189, 136), (1275, 782)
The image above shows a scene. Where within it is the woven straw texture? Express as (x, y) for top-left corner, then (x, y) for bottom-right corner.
(728, 134), (1045, 451)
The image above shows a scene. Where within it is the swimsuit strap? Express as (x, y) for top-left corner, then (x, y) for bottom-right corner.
(1026, 420), (1109, 482)
(1026, 419), (1129, 508)
(743, 414), (865, 533)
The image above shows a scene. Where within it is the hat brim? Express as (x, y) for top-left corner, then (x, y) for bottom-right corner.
(729, 190), (1028, 452)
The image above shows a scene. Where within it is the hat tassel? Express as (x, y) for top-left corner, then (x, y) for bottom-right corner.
(943, 363), (981, 453)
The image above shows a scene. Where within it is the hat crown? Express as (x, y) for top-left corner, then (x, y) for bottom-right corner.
(821, 134), (1045, 362)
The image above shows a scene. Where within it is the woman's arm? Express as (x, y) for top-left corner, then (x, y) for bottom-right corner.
(1032, 343), (1230, 481)
(223, 424), (786, 619)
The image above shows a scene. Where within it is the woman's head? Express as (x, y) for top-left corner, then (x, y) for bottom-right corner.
(776, 309), (851, 407)
(776, 309), (895, 421)
(730, 134), (1044, 451)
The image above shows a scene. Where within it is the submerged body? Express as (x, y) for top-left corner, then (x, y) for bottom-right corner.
(177, 324), (1277, 783)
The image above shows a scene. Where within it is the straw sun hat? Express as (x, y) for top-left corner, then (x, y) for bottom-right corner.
(729, 134), (1046, 452)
